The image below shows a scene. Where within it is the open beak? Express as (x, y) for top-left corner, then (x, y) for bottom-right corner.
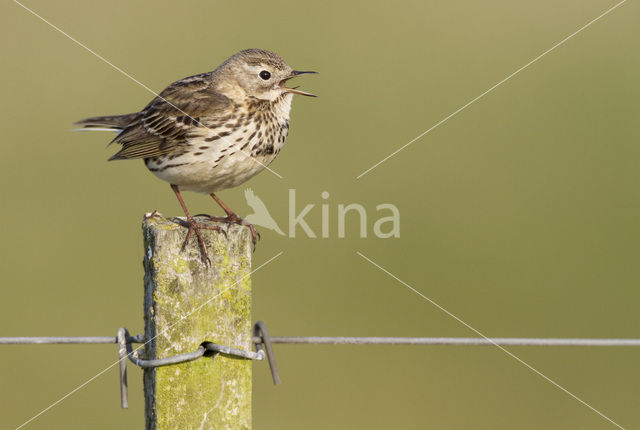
(280, 70), (318, 97)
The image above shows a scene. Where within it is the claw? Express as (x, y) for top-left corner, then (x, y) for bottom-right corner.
(170, 185), (226, 267)
(208, 193), (261, 252)
(209, 214), (260, 252)
(176, 217), (227, 266)
(247, 224), (260, 252)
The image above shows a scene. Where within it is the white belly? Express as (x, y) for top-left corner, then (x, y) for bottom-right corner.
(145, 118), (288, 193)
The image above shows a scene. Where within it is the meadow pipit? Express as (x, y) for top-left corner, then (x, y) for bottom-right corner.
(75, 49), (316, 263)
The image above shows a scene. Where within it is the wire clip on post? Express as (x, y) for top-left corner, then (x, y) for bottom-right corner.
(116, 328), (264, 409)
(253, 321), (281, 384)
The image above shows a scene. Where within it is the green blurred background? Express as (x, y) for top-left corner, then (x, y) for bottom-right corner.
(1, 0), (639, 428)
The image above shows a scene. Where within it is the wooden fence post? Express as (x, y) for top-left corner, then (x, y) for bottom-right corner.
(142, 215), (253, 430)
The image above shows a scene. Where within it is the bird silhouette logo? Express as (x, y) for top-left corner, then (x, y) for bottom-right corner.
(243, 188), (285, 236)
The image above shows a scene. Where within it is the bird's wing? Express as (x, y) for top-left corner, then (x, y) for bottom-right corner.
(109, 73), (233, 160)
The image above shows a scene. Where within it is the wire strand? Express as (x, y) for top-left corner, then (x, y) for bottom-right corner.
(4, 336), (640, 347)
(252, 336), (640, 346)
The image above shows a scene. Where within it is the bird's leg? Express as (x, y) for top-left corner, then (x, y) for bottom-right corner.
(170, 184), (224, 266)
(208, 193), (260, 250)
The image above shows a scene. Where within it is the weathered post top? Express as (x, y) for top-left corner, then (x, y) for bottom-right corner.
(142, 215), (253, 430)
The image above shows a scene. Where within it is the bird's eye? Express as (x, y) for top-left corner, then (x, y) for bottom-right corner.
(259, 70), (271, 80)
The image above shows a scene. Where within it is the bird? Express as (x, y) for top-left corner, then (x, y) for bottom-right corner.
(75, 49), (316, 264)
(243, 188), (285, 236)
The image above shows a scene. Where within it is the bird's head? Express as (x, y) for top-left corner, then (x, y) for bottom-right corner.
(215, 49), (317, 102)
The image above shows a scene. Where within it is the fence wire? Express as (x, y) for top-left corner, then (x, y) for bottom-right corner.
(2, 321), (640, 408)
(251, 336), (640, 346)
(4, 335), (640, 347)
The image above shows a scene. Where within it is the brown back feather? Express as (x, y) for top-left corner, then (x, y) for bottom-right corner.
(75, 71), (233, 161)
(108, 73), (232, 161)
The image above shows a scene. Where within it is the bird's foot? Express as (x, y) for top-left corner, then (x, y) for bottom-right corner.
(174, 216), (226, 266)
(207, 213), (260, 251)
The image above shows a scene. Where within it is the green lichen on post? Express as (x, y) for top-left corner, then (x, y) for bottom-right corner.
(142, 215), (253, 430)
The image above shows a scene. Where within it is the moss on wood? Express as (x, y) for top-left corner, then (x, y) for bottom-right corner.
(142, 215), (252, 430)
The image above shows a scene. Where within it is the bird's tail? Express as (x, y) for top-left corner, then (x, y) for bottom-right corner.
(73, 113), (137, 132)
